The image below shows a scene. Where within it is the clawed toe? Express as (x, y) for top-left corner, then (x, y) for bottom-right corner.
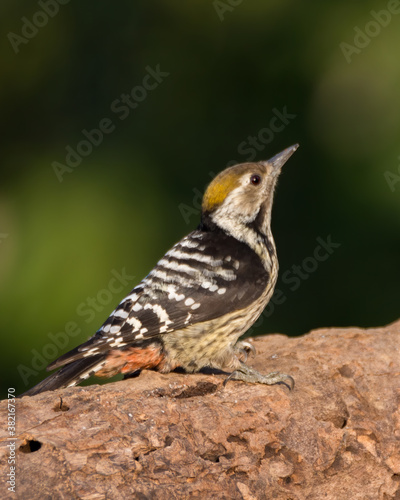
(278, 374), (295, 391)
(224, 363), (294, 391)
(234, 341), (256, 362)
(240, 341), (256, 357)
(223, 370), (238, 387)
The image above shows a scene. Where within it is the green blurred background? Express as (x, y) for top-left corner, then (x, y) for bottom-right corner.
(1, 1), (399, 396)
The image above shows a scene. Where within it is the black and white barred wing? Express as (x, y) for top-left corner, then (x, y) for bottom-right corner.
(48, 230), (269, 370)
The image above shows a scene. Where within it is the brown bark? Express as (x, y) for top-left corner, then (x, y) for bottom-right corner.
(1, 320), (400, 499)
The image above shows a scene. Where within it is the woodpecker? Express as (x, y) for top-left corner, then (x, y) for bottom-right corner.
(22, 145), (298, 397)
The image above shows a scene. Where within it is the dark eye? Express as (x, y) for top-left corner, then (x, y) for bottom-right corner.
(250, 174), (261, 185)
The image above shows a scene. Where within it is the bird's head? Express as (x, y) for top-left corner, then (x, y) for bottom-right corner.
(201, 144), (299, 237)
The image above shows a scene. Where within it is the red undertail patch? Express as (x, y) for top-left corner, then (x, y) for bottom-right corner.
(96, 344), (168, 378)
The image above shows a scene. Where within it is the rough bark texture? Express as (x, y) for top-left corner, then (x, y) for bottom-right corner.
(1, 320), (400, 499)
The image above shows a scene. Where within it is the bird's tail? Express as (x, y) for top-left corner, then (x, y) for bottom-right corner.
(20, 354), (107, 397)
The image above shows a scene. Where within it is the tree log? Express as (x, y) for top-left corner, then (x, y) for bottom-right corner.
(1, 320), (400, 499)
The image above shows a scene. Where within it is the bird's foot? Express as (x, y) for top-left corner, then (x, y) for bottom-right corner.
(224, 362), (294, 390)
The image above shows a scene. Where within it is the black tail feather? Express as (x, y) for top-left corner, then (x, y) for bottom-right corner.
(19, 354), (107, 397)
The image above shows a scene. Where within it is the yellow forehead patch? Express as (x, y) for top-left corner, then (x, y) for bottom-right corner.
(202, 171), (241, 212)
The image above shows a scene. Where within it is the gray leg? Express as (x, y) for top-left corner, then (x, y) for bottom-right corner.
(224, 362), (294, 390)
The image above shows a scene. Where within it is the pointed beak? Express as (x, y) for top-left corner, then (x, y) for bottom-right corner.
(262, 144), (299, 172)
